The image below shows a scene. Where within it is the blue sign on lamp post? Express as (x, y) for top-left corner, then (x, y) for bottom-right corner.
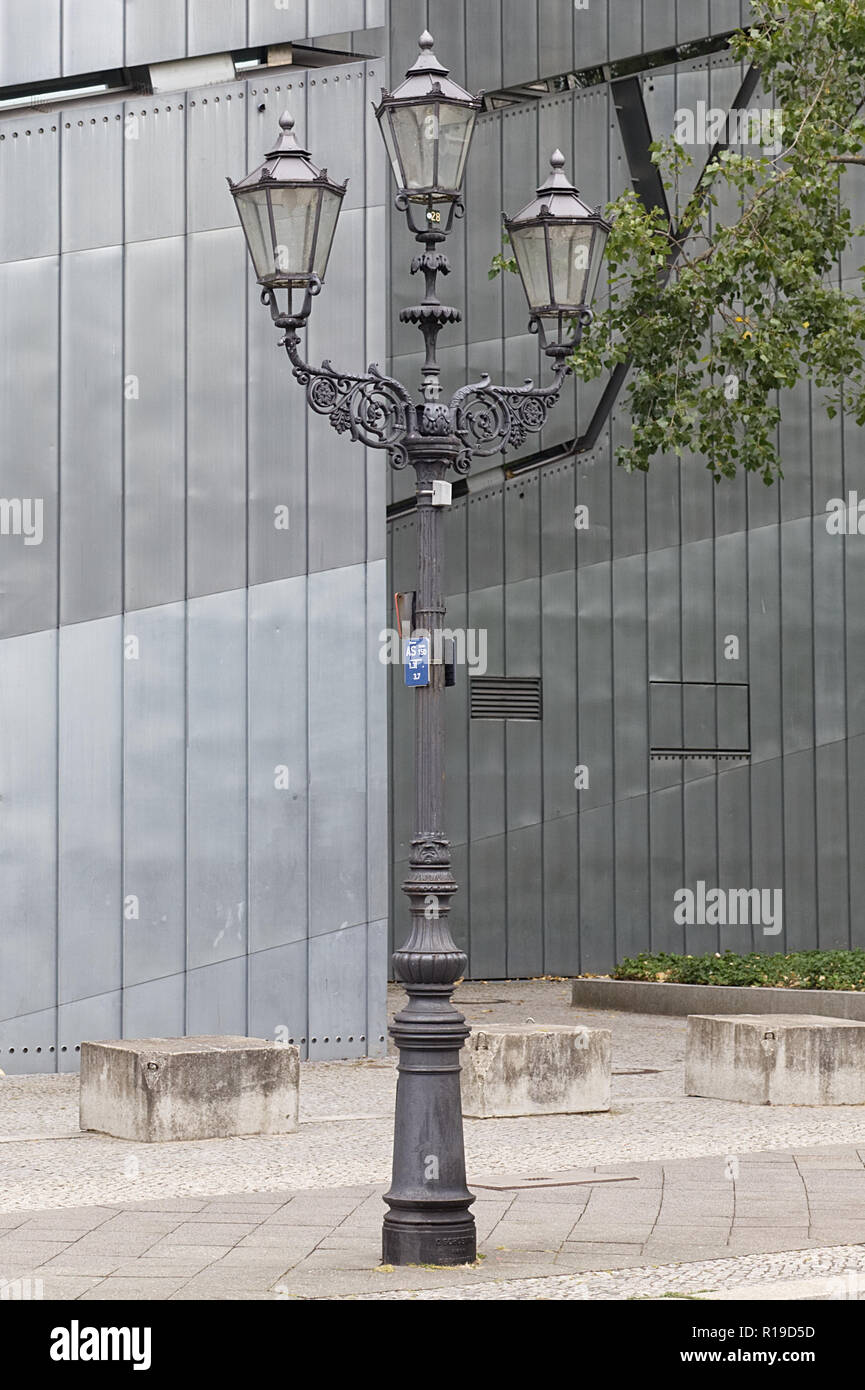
(404, 636), (430, 687)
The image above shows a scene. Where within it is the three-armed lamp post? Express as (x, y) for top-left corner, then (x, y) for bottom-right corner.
(230, 31), (610, 1268)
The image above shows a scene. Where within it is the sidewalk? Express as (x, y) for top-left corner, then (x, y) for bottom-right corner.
(3, 1147), (865, 1300)
(3, 981), (865, 1300)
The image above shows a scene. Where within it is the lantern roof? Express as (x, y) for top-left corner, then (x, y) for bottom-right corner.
(377, 31), (482, 110)
(228, 112), (347, 194)
(508, 150), (603, 225)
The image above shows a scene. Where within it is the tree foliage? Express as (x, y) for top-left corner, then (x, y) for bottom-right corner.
(496, 0), (865, 482)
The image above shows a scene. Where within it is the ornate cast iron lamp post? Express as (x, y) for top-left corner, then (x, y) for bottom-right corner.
(230, 31), (610, 1268)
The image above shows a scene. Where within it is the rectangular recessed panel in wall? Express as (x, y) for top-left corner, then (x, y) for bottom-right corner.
(470, 677), (542, 721)
(649, 680), (750, 759)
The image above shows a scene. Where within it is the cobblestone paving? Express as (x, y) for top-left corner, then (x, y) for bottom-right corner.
(3, 983), (865, 1213)
(346, 1244), (865, 1301)
(3, 981), (865, 1298)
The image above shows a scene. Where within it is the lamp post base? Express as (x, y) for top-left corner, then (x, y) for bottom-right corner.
(381, 982), (477, 1267)
(382, 1212), (477, 1267)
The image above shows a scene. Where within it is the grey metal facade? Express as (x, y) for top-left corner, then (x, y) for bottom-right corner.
(388, 1), (865, 977)
(3, 0), (863, 1067)
(0, 1), (386, 84)
(0, 9), (389, 1072)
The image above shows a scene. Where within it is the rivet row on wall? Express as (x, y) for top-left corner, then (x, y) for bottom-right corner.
(0, 62), (377, 141)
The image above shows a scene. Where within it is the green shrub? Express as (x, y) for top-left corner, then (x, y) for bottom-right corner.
(612, 949), (865, 991)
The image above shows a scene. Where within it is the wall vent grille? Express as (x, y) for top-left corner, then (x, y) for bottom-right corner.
(470, 677), (542, 721)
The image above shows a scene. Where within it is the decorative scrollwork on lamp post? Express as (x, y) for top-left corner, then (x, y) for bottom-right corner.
(230, 30), (610, 1269)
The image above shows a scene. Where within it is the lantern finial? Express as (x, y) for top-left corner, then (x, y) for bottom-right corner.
(407, 29), (448, 76)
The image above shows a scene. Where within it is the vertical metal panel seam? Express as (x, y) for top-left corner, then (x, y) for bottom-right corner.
(387, 523), (399, 959)
(182, 87), (191, 1035)
(808, 380), (818, 948)
(304, 77), (311, 1052)
(643, 420), (652, 956)
(503, 502), (510, 975)
(462, 0), (469, 384)
(537, 480), (546, 970)
(120, 106), (127, 1036)
(775, 414), (787, 950)
(610, 531), (617, 965)
(463, 490), (470, 965)
(365, 560), (372, 1036)
(363, 61), (373, 1044)
(677, 417), (685, 949)
(607, 71), (617, 970)
(712, 411), (720, 947)
(244, 86), (251, 1035)
(841, 364), (851, 946)
(54, 101), (64, 1066)
(575, 507), (581, 970)
(744, 404), (756, 950)
(304, 572), (311, 1048)
(243, 589), (250, 1030)
(535, 2), (540, 122)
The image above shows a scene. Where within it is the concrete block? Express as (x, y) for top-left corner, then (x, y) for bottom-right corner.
(460, 1025), (610, 1119)
(79, 1037), (299, 1142)
(685, 1014), (865, 1105)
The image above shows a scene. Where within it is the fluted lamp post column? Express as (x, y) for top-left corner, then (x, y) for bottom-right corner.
(229, 32), (610, 1268)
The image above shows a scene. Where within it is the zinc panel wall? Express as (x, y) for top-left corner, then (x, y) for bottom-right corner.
(0, 58), (387, 1072)
(386, 7), (863, 977)
(0, 1), (748, 94)
(0, 0), (383, 86)
(0, 631), (58, 1064)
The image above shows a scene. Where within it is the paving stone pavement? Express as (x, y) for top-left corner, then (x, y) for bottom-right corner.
(1, 1147), (865, 1300)
(3, 980), (865, 1299)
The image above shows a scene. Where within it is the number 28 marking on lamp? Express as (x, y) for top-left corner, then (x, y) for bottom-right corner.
(427, 209), (442, 224)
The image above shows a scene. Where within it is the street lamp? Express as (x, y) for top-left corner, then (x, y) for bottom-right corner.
(505, 149), (611, 358)
(228, 111), (347, 317)
(230, 32), (609, 1268)
(374, 30), (482, 214)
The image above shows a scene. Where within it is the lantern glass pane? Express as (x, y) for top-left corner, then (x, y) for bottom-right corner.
(311, 188), (343, 280)
(235, 184), (322, 285)
(550, 222), (595, 309)
(379, 110), (405, 193)
(510, 224), (552, 313)
(584, 224), (609, 308)
(235, 189), (277, 283)
(389, 102), (438, 192)
(270, 184), (320, 281)
(437, 103), (476, 191)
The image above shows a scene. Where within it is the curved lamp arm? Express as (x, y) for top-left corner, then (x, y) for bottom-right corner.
(449, 356), (571, 473)
(275, 308), (419, 470)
